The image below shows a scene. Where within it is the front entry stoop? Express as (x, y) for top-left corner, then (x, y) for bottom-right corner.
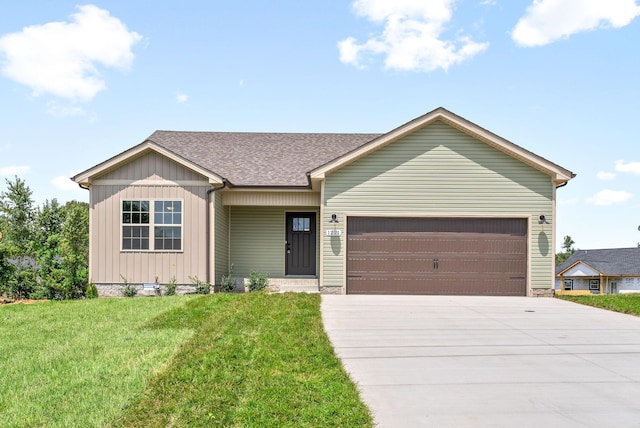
(269, 277), (319, 293)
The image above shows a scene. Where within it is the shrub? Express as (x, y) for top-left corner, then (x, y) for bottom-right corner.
(86, 282), (99, 299)
(0, 247), (15, 296)
(120, 275), (137, 298)
(6, 260), (38, 300)
(190, 276), (211, 295)
(165, 276), (177, 296)
(248, 270), (269, 292)
(219, 264), (236, 293)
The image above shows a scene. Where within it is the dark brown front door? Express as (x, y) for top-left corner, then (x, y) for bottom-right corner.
(286, 212), (316, 276)
(347, 217), (527, 295)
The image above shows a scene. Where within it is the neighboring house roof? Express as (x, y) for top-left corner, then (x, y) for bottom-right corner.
(73, 107), (575, 188)
(557, 248), (640, 276)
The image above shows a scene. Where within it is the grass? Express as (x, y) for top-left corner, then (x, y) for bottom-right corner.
(0, 293), (372, 428)
(556, 293), (640, 316)
(0, 296), (195, 427)
(115, 292), (372, 427)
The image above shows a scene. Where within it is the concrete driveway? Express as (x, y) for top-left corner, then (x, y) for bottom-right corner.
(321, 295), (640, 427)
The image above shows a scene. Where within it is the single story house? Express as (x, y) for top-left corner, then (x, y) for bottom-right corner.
(556, 248), (640, 294)
(72, 107), (574, 296)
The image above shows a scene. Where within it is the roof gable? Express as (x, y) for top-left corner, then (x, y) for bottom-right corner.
(73, 141), (224, 186)
(309, 107), (575, 184)
(561, 261), (601, 277)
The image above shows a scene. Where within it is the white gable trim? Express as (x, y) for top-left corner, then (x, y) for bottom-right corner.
(559, 261), (602, 277)
(73, 141), (223, 186)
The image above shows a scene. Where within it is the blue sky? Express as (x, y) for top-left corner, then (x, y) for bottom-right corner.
(1, 0), (639, 252)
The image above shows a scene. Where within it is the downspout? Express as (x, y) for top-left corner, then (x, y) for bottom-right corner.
(206, 180), (227, 285)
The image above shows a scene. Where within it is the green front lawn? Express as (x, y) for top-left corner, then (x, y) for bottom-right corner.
(0, 293), (372, 428)
(556, 293), (640, 316)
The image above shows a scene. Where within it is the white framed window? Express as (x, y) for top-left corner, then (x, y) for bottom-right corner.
(589, 279), (600, 291)
(122, 199), (182, 251)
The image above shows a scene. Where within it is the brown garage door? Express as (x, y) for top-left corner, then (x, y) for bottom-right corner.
(347, 217), (527, 296)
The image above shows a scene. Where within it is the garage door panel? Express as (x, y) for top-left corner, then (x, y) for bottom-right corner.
(347, 217), (527, 296)
(348, 255), (526, 275)
(347, 276), (526, 296)
(349, 234), (524, 254)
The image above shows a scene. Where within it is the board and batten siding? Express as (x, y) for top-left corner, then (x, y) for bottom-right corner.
(229, 206), (320, 278)
(98, 151), (206, 182)
(322, 121), (554, 292)
(89, 152), (210, 285)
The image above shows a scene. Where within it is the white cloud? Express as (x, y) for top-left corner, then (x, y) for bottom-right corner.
(175, 92), (188, 103)
(0, 165), (30, 177)
(615, 159), (640, 175)
(338, 0), (489, 72)
(0, 4), (142, 101)
(512, 0), (640, 47)
(52, 174), (81, 191)
(47, 101), (87, 118)
(587, 189), (633, 206)
(596, 171), (616, 180)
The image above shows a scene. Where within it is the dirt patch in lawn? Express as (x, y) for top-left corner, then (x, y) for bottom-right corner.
(0, 298), (48, 305)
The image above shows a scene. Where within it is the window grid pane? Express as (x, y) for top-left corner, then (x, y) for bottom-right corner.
(123, 199), (181, 251)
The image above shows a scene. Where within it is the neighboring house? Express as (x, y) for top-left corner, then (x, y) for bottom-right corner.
(72, 107), (574, 296)
(556, 248), (640, 294)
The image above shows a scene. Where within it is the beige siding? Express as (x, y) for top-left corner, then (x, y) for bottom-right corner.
(229, 206), (319, 278)
(89, 153), (209, 285)
(213, 191), (229, 284)
(99, 151), (206, 182)
(322, 121), (554, 292)
(222, 191), (319, 206)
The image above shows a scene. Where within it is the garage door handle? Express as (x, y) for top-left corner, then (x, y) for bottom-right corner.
(347, 275), (362, 278)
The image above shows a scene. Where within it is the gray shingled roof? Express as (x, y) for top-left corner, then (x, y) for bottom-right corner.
(147, 131), (381, 187)
(556, 248), (640, 276)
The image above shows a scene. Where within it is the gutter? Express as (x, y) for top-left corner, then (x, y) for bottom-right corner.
(206, 180), (227, 285)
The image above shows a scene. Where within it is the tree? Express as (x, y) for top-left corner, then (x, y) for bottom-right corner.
(556, 235), (576, 266)
(561, 236), (575, 254)
(58, 201), (89, 298)
(32, 199), (89, 299)
(0, 176), (89, 300)
(0, 176), (35, 256)
(0, 177), (38, 298)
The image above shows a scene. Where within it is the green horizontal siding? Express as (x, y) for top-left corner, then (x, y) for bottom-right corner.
(214, 192), (229, 284)
(229, 206), (319, 278)
(323, 120), (554, 291)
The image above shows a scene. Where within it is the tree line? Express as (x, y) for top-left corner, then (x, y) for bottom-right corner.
(0, 176), (89, 300)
